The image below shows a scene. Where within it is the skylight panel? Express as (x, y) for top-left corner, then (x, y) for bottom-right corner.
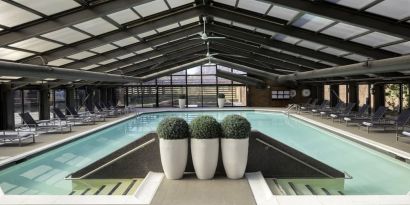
(232, 22), (255, 31)
(138, 30), (157, 38)
(255, 28), (275, 36)
(0, 48), (34, 61)
(213, 17), (232, 25)
(274, 34), (301, 45)
(136, 47), (154, 54)
(133, 0), (168, 17)
(321, 23), (369, 40)
(67, 51), (96, 60)
(42, 28), (90, 44)
(74, 18), (117, 36)
(180, 17), (199, 26)
(366, 0), (410, 20)
(80, 64), (99, 70)
(0, 1), (40, 27)
(47, 58), (74, 66)
(167, 0), (194, 8)
(382, 41), (410, 54)
(351, 32), (402, 47)
(325, 0), (376, 10)
(293, 14), (335, 32)
(117, 53), (136, 60)
(90, 44), (118, 53)
(213, 0), (236, 6)
(320, 47), (350, 56)
(9, 37), (62, 52)
(267, 5), (299, 21)
(107, 9), (140, 24)
(344, 54), (371, 62)
(237, 0), (271, 14)
(99, 59), (118, 65)
(13, 0), (80, 15)
(113, 37), (139, 47)
(297, 40), (325, 50)
(157, 23), (179, 33)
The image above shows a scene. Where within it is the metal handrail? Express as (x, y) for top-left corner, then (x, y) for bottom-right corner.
(256, 138), (352, 179)
(66, 138), (156, 180)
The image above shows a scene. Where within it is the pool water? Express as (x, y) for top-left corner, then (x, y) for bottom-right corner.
(0, 111), (409, 195)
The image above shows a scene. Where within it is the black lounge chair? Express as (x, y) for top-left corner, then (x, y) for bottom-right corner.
(52, 107), (95, 125)
(318, 101), (344, 118)
(0, 130), (35, 146)
(361, 109), (410, 135)
(84, 104), (106, 121)
(311, 100), (330, 115)
(299, 98), (317, 113)
(342, 104), (370, 125)
(19, 112), (72, 133)
(343, 106), (386, 127)
(95, 103), (118, 117)
(329, 103), (357, 122)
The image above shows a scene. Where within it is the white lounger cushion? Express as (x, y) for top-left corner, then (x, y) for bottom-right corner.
(320, 112), (326, 115)
(312, 109), (317, 112)
(344, 117), (352, 121)
(402, 131), (410, 137)
(362, 122), (373, 126)
(330, 114), (337, 118)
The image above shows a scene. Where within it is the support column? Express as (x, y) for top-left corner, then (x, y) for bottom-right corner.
(100, 87), (107, 106)
(348, 83), (358, 111)
(330, 84), (339, 107)
(315, 84), (324, 104)
(39, 86), (50, 120)
(0, 84), (15, 130)
(372, 84), (385, 112)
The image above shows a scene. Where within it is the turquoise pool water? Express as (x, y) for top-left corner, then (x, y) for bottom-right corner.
(0, 111), (409, 195)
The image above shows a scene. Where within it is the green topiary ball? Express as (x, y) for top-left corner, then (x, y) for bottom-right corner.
(190, 115), (222, 139)
(157, 117), (190, 139)
(221, 115), (251, 139)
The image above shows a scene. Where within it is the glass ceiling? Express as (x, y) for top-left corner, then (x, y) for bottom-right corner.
(0, 0), (408, 81)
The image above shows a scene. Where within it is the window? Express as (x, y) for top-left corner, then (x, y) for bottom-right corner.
(233, 86), (247, 106)
(403, 84), (409, 110)
(13, 90), (22, 124)
(218, 86), (233, 107)
(339, 85), (348, 103)
(202, 86), (217, 107)
(142, 87), (156, 107)
(188, 87), (202, 107)
(385, 84), (400, 112)
(324, 85), (330, 101)
(128, 87), (142, 107)
(23, 90), (40, 120)
(172, 87), (186, 107)
(358, 84), (369, 107)
(158, 87), (172, 107)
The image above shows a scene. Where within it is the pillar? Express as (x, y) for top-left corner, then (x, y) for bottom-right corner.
(315, 84), (324, 104)
(0, 84), (15, 130)
(85, 86), (95, 111)
(100, 87), (107, 106)
(39, 86), (50, 120)
(330, 84), (339, 107)
(348, 83), (358, 111)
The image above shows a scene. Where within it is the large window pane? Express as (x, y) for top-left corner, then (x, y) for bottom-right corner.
(24, 90), (40, 120)
(158, 87), (172, 107)
(339, 85), (347, 103)
(233, 86), (247, 106)
(202, 86), (217, 107)
(187, 75), (201, 84)
(128, 87), (142, 107)
(358, 84), (369, 107)
(172, 87), (186, 107)
(217, 77), (232, 84)
(187, 66), (201, 75)
(157, 76), (171, 85)
(188, 87), (202, 107)
(14, 90), (22, 125)
(75, 89), (86, 111)
(202, 76), (216, 84)
(324, 85), (330, 101)
(218, 86), (233, 106)
(202, 66), (216, 74)
(172, 76), (186, 85)
(403, 84), (409, 110)
(142, 87), (156, 107)
(385, 84), (400, 112)
(54, 89), (66, 110)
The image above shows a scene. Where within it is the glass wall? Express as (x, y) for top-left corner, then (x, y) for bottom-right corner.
(13, 90), (22, 124)
(358, 84), (369, 107)
(23, 90), (40, 121)
(124, 65), (246, 108)
(324, 85), (330, 101)
(385, 84), (400, 112)
(403, 84), (409, 110)
(339, 85), (347, 103)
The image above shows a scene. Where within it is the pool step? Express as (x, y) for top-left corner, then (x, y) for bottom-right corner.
(268, 178), (344, 196)
(70, 179), (141, 195)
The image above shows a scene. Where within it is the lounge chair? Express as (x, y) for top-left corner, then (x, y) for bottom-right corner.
(0, 130), (35, 146)
(329, 103), (357, 122)
(299, 98), (317, 113)
(95, 103), (118, 117)
(52, 107), (95, 125)
(341, 104), (370, 125)
(83, 104), (107, 122)
(318, 101), (344, 118)
(311, 100), (330, 115)
(343, 106), (386, 127)
(360, 109), (410, 135)
(18, 112), (72, 133)
(398, 131), (410, 141)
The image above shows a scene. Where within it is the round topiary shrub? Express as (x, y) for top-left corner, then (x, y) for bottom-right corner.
(221, 115), (251, 139)
(157, 117), (190, 139)
(179, 94), (186, 99)
(218, 93), (225, 98)
(190, 116), (221, 139)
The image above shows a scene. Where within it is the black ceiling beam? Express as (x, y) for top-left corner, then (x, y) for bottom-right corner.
(207, 6), (397, 59)
(260, 0), (410, 40)
(213, 55), (285, 75)
(0, 0), (155, 46)
(207, 24), (355, 65)
(25, 7), (202, 63)
(121, 45), (206, 75)
(211, 42), (312, 72)
(216, 38), (329, 69)
(67, 27), (203, 70)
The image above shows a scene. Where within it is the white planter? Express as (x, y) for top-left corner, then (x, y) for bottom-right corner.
(159, 138), (188, 179)
(218, 98), (225, 108)
(221, 138), (249, 179)
(178, 99), (186, 109)
(191, 138), (219, 179)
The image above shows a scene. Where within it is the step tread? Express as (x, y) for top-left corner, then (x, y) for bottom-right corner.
(311, 186), (327, 195)
(268, 179), (285, 195)
(277, 181), (297, 195)
(291, 183), (313, 195)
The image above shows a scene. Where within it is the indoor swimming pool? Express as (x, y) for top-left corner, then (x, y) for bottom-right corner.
(0, 110), (409, 195)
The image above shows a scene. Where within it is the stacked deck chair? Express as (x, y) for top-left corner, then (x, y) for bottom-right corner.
(84, 104), (107, 121)
(343, 106), (386, 127)
(360, 109), (410, 135)
(329, 103), (357, 122)
(95, 103), (118, 117)
(299, 98), (317, 113)
(341, 104), (370, 125)
(311, 100), (330, 116)
(399, 130), (410, 141)
(19, 112), (72, 134)
(318, 101), (344, 118)
(107, 101), (125, 115)
(52, 107), (95, 126)
(0, 130), (35, 146)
